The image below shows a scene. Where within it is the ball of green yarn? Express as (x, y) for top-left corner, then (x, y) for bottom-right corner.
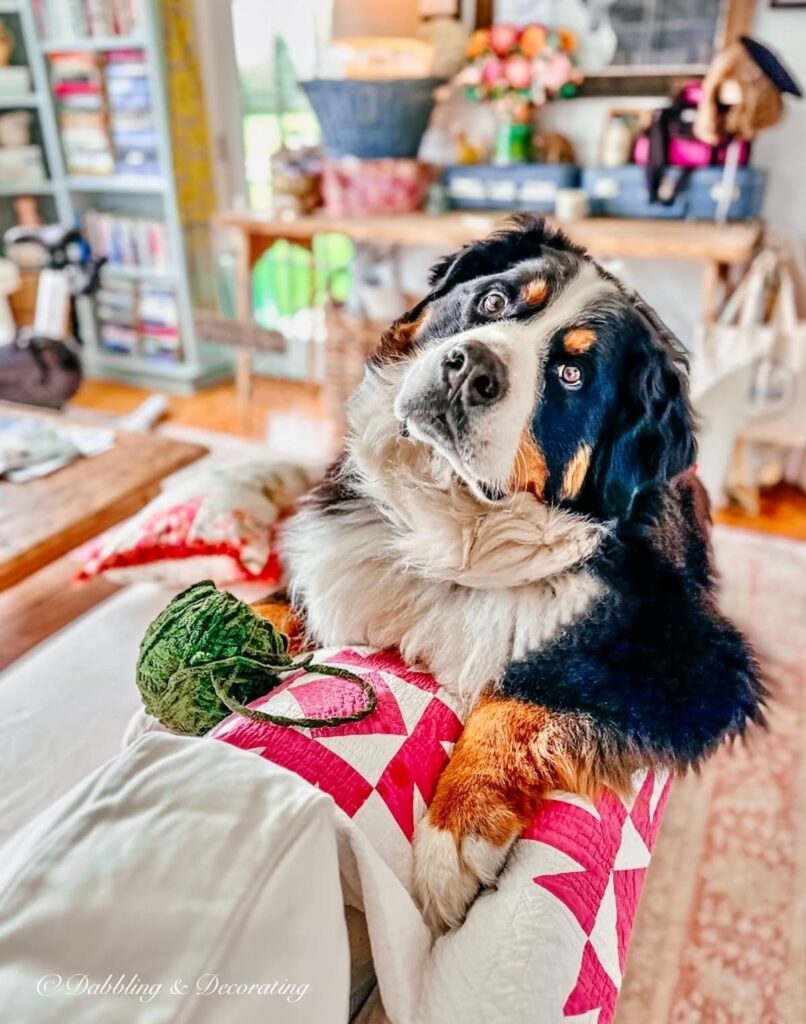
(136, 580), (377, 736)
(136, 580), (292, 736)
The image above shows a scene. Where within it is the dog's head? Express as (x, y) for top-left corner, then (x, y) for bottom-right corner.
(357, 215), (695, 522)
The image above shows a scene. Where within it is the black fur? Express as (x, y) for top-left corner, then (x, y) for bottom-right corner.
(502, 474), (766, 769)
(427, 211), (587, 296)
(548, 302), (697, 522)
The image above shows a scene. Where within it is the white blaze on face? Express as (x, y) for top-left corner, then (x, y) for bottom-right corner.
(393, 262), (614, 497)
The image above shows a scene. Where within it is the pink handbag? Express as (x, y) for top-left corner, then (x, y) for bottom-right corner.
(634, 82), (751, 169)
(634, 82), (750, 206)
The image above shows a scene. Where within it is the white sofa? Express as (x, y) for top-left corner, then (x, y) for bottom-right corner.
(0, 578), (670, 1024)
(0, 583), (176, 846)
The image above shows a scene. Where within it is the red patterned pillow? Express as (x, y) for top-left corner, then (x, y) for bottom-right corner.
(79, 462), (311, 586)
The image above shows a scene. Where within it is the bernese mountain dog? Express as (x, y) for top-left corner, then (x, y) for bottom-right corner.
(280, 214), (765, 932)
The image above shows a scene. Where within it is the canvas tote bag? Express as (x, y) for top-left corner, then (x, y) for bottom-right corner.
(738, 261), (806, 449)
(691, 250), (779, 504)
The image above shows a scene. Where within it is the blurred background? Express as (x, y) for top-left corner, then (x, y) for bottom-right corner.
(0, 2), (803, 1021)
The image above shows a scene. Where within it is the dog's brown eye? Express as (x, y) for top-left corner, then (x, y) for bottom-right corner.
(480, 291), (507, 316)
(558, 363), (583, 389)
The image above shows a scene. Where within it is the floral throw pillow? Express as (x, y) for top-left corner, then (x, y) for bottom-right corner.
(79, 462), (312, 586)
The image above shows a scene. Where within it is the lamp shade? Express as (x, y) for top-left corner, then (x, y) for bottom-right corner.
(332, 0), (420, 39)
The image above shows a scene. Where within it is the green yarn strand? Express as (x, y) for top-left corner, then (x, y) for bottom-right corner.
(210, 659), (377, 729)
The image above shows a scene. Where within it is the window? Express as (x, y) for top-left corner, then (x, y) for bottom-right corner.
(231, 0), (323, 208)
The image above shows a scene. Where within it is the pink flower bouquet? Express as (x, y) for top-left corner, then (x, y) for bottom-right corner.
(458, 23), (583, 109)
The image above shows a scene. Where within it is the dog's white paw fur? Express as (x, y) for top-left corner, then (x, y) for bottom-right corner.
(413, 817), (512, 933)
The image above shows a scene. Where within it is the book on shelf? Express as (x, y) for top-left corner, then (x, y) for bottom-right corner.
(48, 48), (159, 178)
(106, 49), (158, 177)
(96, 277), (182, 363)
(34, 0), (141, 40)
(49, 51), (114, 175)
(47, 48), (160, 178)
(84, 209), (169, 271)
(139, 283), (181, 361)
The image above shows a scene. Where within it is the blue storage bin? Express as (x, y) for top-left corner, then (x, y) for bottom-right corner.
(583, 166), (688, 219)
(686, 167), (766, 221)
(443, 164), (581, 213)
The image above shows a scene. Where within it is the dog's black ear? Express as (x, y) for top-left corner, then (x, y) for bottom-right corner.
(592, 298), (696, 521)
(428, 213), (584, 297)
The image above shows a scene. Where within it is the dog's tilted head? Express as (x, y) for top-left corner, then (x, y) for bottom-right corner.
(367, 215), (695, 522)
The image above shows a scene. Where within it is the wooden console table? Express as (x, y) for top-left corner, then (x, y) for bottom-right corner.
(215, 211), (763, 421)
(0, 404), (206, 590)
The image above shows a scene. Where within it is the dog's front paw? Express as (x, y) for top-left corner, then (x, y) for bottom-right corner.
(413, 816), (511, 934)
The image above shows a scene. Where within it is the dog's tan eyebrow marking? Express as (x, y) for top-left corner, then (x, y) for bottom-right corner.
(511, 434), (549, 499)
(521, 278), (549, 306)
(563, 328), (597, 354)
(561, 443), (591, 500)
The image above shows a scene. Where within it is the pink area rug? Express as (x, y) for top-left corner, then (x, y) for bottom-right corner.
(616, 526), (806, 1024)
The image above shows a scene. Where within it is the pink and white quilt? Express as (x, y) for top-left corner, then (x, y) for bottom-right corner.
(211, 647), (670, 1024)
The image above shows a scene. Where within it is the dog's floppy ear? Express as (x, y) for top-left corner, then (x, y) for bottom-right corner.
(592, 296), (696, 521)
(428, 213), (584, 297)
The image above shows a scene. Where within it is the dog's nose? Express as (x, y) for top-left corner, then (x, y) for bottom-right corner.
(441, 340), (508, 408)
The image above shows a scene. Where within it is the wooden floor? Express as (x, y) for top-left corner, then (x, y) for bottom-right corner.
(2, 376), (804, 673)
(70, 376), (325, 441)
(714, 481), (806, 542)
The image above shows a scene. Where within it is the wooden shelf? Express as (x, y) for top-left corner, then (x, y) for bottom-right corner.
(40, 35), (147, 54)
(0, 181), (54, 196)
(0, 1), (246, 392)
(84, 350), (232, 392)
(88, 352), (189, 377)
(0, 93), (42, 109)
(101, 264), (177, 283)
(67, 175), (166, 194)
(215, 211), (764, 266)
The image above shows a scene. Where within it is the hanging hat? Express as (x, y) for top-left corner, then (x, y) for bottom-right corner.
(740, 36), (802, 97)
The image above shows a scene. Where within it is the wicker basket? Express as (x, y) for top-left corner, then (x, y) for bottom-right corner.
(301, 78), (443, 159)
(323, 305), (383, 432)
(322, 158), (432, 215)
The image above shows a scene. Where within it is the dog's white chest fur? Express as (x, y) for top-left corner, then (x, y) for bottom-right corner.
(283, 495), (604, 708)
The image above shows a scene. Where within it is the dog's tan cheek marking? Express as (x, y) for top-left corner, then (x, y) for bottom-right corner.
(521, 278), (549, 306)
(511, 435), (548, 499)
(561, 443), (592, 500)
(564, 328), (596, 354)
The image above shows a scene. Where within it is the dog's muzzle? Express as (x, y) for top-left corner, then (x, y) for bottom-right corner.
(395, 338), (509, 461)
(440, 339), (508, 411)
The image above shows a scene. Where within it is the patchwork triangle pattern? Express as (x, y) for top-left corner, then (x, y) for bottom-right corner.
(529, 778), (670, 1023)
(212, 646), (464, 837)
(210, 647), (670, 1023)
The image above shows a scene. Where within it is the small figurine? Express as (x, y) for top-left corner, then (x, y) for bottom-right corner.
(532, 131), (576, 164)
(694, 36), (802, 145)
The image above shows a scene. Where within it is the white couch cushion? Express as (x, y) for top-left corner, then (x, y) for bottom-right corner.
(0, 581), (272, 846)
(0, 584), (172, 845)
(0, 733), (350, 1023)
